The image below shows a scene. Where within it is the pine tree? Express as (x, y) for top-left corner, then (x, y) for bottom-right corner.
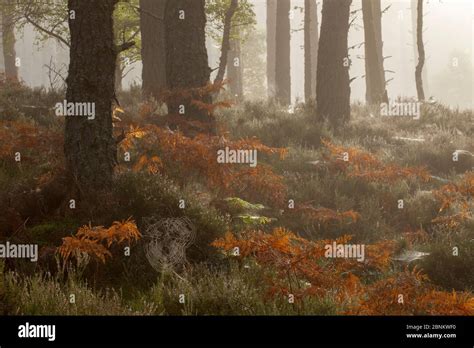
(64, 0), (120, 191)
(275, 0), (291, 106)
(316, 0), (352, 126)
(140, 0), (167, 100)
(165, 0), (214, 131)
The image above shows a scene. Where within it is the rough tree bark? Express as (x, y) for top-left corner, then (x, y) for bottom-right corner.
(165, 0), (214, 131)
(304, 0), (318, 103)
(1, 0), (18, 80)
(266, 0), (276, 99)
(362, 0), (388, 105)
(316, 0), (351, 126)
(214, 0), (238, 86)
(140, 0), (167, 101)
(64, 0), (119, 192)
(275, 0), (291, 106)
(414, 0), (425, 101)
(115, 57), (123, 92)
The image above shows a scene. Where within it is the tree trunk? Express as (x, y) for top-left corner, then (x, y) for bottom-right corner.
(165, 0), (214, 132)
(304, 0), (311, 103)
(310, 0), (318, 100)
(64, 0), (118, 192)
(414, 0), (425, 101)
(266, 0), (276, 99)
(362, 0), (388, 105)
(275, 0), (291, 106)
(304, 0), (318, 103)
(316, 0), (351, 126)
(1, 0), (18, 81)
(115, 56), (123, 92)
(0, 13), (4, 72)
(227, 32), (243, 101)
(214, 0), (238, 87)
(140, 0), (167, 101)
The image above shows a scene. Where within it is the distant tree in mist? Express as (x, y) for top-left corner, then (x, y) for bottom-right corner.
(414, 0), (425, 101)
(316, 0), (351, 126)
(1, 0), (18, 80)
(266, 0), (276, 99)
(0, 23), (3, 70)
(242, 29), (266, 100)
(207, 0), (255, 100)
(140, 0), (167, 100)
(304, 0), (318, 103)
(432, 50), (473, 109)
(211, 0), (238, 91)
(362, 0), (388, 105)
(226, 26), (244, 100)
(275, 0), (291, 106)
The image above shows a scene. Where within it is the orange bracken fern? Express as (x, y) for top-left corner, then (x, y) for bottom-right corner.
(58, 218), (141, 263)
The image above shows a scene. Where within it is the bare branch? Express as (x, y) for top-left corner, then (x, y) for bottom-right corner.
(116, 41), (136, 53)
(24, 13), (70, 47)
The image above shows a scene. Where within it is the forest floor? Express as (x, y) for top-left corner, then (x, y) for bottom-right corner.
(0, 83), (473, 315)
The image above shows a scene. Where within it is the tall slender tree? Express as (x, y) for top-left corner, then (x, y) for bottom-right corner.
(1, 0), (18, 80)
(0, 13), (4, 71)
(362, 0), (388, 105)
(213, 0), (238, 87)
(165, 0), (214, 130)
(275, 0), (291, 106)
(316, 0), (351, 126)
(0, 25), (5, 72)
(207, 0), (254, 100)
(266, 0), (276, 99)
(414, 0), (425, 101)
(304, 0), (318, 103)
(227, 29), (243, 100)
(64, 0), (120, 191)
(140, 0), (167, 100)
(310, 1), (318, 100)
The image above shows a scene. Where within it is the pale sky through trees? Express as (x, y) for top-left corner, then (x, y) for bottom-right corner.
(11, 0), (473, 109)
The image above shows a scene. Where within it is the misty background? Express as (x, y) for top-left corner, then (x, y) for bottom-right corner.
(5, 0), (474, 109)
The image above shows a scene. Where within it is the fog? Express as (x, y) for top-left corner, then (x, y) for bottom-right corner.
(9, 0), (474, 109)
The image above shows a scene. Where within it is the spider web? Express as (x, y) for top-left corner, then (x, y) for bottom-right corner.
(142, 216), (196, 273)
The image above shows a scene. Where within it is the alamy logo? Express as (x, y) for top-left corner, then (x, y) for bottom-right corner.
(18, 322), (56, 341)
(324, 242), (365, 262)
(217, 146), (257, 167)
(0, 242), (38, 262)
(380, 101), (421, 120)
(55, 100), (96, 120)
